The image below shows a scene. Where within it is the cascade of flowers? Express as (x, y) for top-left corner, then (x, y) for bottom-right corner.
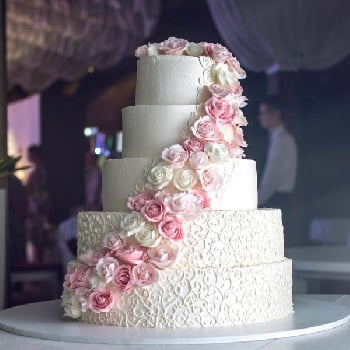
(62, 37), (248, 318)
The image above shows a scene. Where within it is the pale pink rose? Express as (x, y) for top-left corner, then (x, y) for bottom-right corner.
(189, 151), (209, 169)
(141, 199), (166, 223)
(228, 94), (247, 108)
(188, 188), (211, 209)
(191, 116), (222, 141)
(148, 244), (179, 269)
(163, 192), (201, 220)
(112, 265), (133, 292)
(183, 137), (205, 153)
(96, 257), (119, 283)
(231, 125), (247, 148)
(201, 42), (213, 56)
(227, 56), (246, 79)
(158, 215), (185, 242)
(132, 263), (158, 288)
(210, 43), (232, 63)
(103, 233), (126, 252)
(117, 245), (147, 265)
(158, 37), (188, 55)
(197, 166), (224, 192)
(88, 288), (115, 312)
(205, 97), (237, 124)
(154, 190), (170, 202)
(78, 249), (104, 267)
(161, 144), (189, 169)
(232, 80), (244, 95)
(127, 192), (153, 212)
(135, 44), (148, 58)
(63, 266), (92, 291)
(208, 84), (232, 98)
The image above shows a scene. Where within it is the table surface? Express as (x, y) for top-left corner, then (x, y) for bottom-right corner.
(286, 246), (350, 273)
(0, 295), (350, 350)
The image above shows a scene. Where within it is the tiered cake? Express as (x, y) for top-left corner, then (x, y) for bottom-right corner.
(62, 37), (293, 328)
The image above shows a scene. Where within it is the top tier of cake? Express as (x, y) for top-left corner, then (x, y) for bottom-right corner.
(135, 55), (210, 105)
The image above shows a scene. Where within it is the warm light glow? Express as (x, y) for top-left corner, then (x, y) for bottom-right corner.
(87, 66), (95, 74)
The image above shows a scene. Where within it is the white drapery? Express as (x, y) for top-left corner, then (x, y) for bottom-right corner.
(7, 0), (160, 92)
(207, 0), (350, 72)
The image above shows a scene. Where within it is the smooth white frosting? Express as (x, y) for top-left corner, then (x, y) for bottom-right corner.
(77, 209), (284, 268)
(122, 105), (197, 158)
(135, 56), (212, 105)
(102, 158), (257, 212)
(74, 259), (293, 328)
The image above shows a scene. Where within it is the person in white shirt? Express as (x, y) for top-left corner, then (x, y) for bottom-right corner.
(257, 96), (298, 240)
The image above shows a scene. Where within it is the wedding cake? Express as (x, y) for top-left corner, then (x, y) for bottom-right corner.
(62, 37), (293, 328)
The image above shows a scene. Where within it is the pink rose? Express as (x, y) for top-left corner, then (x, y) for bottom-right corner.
(117, 245), (147, 265)
(158, 215), (185, 242)
(132, 263), (158, 288)
(148, 244), (179, 269)
(163, 193), (201, 220)
(112, 265), (133, 292)
(74, 287), (91, 312)
(183, 137), (205, 153)
(96, 257), (119, 283)
(63, 266), (92, 291)
(197, 166), (224, 192)
(135, 44), (148, 58)
(231, 125), (247, 148)
(210, 43), (232, 63)
(188, 151), (209, 169)
(88, 288), (115, 313)
(103, 233), (126, 252)
(208, 84), (232, 98)
(227, 56), (246, 79)
(205, 97), (237, 124)
(158, 37), (188, 55)
(232, 80), (244, 96)
(141, 199), (166, 223)
(78, 249), (104, 267)
(127, 192), (153, 212)
(191, 116), (222, 141)
(161, 144), (189, 169)
(188, 188), (211, 209)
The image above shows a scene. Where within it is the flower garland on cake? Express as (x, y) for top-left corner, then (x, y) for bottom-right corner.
(62, 37), (248, 318)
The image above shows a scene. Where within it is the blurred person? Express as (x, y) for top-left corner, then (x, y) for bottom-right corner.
(57, 151), (102, 269)
(257, 96), (298, 240)
(26, 145), (50, 260)
(7, 163), (28, 264)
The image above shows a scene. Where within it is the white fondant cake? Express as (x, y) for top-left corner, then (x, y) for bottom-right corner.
(102, 158), (257, 212)
(62, 38), (293, 328)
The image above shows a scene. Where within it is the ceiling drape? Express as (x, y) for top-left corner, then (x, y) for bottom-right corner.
(7, 0), (160, 92)
(207, 0), (350, 72)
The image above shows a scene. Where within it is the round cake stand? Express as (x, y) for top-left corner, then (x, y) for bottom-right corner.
(0, 296), (349, 345)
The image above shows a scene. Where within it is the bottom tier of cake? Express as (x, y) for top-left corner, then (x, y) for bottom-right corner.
(76, 259), (292, 328)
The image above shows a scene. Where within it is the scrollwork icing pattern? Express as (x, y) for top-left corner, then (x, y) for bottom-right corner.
(78, 259), (292, 327)
(77, 209), (284, 269)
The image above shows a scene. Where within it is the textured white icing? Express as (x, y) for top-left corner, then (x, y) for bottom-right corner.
(76, 259), (293, 328)
(122, 105), (197, 158)
(135, 56), (213, 105)
(77, 209), (284, 268)
(102, 158), (257, 212)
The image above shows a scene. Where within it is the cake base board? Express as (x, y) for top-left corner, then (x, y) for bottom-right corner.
(0, 296), (349, 345)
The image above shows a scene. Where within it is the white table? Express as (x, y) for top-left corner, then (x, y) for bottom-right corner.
(286, 246), (350, 293)
(0, 295), (349, 349)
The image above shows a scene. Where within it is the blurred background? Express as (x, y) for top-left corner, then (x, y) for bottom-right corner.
(1, 0), (350, 306)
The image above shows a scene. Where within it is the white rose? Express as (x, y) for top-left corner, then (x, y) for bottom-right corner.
(145, 162), (173, 190)
(211, 63), (237, 87)
(89, 272), (100, 289)
(205, 142), (230, 162)
(185, 42), (204, 57)
(172, 169), (198, 191)
(135, 225), (162, 248)
(96, 257), (119, 283)
(120, 212), (145, 238)
(62, 290), (82, 319)
(147, 44), (159, 56)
